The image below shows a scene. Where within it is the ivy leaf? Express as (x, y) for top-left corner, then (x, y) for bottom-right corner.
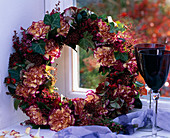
(110, 102), (121, 109)
(109, 21), (126, 33)
(14, 98), (21, 110)
(77, 13), (82, 23)
(90, 14), (97, 20)
(68, 100), (73, 108)
(98, 93), (106, 96)
(30, 124), (50, 129)
(44, 14), (51, 25)
(109, 22), (115, 33)
(105, 81), (110, 86)
(8, 85), (16, 94)
(44, 13), (60, 30)
(133, 98), (142, 109)
(8, 68), (21, 81)
(20, 102), (29, 110)
(32, 40), (46, 55)
(79, 31), (95, 51)
(98, 14), (107, 20)
(134, 81), (144, 88)
(37, 101), (51, 111)
(114, 51), (128, 62)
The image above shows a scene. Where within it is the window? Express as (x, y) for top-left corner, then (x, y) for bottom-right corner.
(62, 0), (170, 111)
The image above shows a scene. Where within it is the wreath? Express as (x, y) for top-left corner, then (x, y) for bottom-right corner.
(5, 5), (142, 134)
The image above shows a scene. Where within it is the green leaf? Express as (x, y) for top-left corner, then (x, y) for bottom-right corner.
(135, 92), (140, 99)
(32, 40), (46, 55)
(83, 31), (93, 40)
(44, 13), (60, 30)
(114, 51), (128, 62)
(8, 68), (21, 81)
(90, 14), (97, 20)
(109, 21), (126, 33)
(30, 124), (50, 129)
(68, 100), (73, 108)
(77, 13), (82, 23)
(14, 98), (21, 110)
(98, 14), (107, 20)
(78, 31), (95, 51)
(110, 102), (121, 109)
(134, 81), (144, 88)
(98, 92), (106, 96)
(37, 101), (51, 111)
(8, 85), (16, 94)
(109, 22), (115, 33)
(105, 81), (110, 86)
(44, 14), (51, 25)
(110, 97), (119, 103)
(20, 102), (29, 110)
(79, 38), (94, 51)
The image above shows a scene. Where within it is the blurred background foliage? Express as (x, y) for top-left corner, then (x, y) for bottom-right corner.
(77, 0), (170, 96)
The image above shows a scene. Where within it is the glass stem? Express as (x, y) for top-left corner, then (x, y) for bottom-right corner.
(152, 91), (160, 137)
(149, 89), (152, 109)
(145, 84), (152, 109)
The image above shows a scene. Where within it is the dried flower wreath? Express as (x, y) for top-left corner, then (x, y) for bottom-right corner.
(5, 4), (142, 134)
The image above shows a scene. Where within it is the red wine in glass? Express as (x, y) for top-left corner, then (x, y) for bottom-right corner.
(134, 43), (165, 132)
(134, 43), (165, 77)
(139, 49), (170, 138)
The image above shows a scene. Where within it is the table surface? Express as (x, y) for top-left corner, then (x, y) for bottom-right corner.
(1, 123), (170, 138)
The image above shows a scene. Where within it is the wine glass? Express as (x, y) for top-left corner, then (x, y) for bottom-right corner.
(134, 43), (165, 131)
(139, 49), (170, 138)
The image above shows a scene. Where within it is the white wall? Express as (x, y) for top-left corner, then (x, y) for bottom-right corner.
(0, 0), (45, 129)
(0, 0), (74, 129)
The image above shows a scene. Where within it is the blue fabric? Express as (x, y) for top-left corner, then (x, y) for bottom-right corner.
(54, 126), (118, 138)
(54, 109), (170, 138)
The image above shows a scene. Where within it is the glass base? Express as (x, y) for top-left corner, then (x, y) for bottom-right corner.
(138, 126), (162, 132)
(141, 135), (167, 138)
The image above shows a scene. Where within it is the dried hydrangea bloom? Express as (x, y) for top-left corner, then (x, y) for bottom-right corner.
(97, 19), (117, 43)
(113, 85), (138, 106)
(48, 105), (75, 131)
(118, 31), (138, 48)
(44, 39), (61, 63)
(15, 83), (37, 98)
(85, 90), (100, 103)
(72, 98), (86, 116)
(23, 65), (47, 88)
(56, 16), (70, 37)
(63, 7), (78, 26)
(76, 112), (93, 126)
(94, 47), (116, 67)
(25, 105), (47, 125)
(123, 57), (138, 76)
(27, 20), (50, 40)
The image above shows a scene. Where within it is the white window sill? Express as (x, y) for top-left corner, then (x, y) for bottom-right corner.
(1, 99), (170, 137)
(0, 122), (170, 138)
